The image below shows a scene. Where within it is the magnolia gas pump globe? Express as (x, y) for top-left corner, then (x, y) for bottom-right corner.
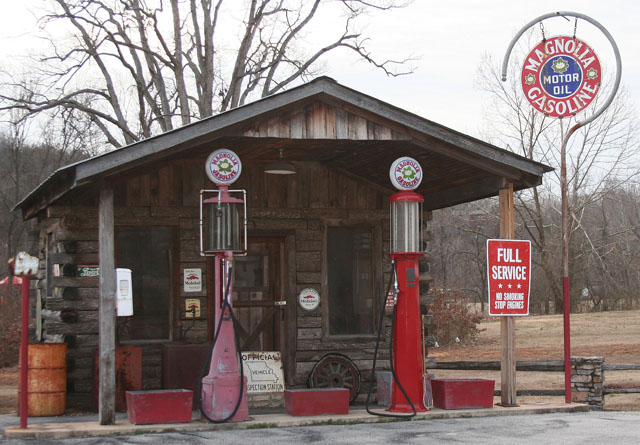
(200, 148), (248, 255)
(389, 157), (424, 253)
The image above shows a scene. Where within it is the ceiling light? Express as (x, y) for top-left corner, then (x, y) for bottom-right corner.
(264, 149), (296, 175)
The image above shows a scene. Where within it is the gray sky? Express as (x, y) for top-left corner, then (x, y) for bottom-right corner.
(1, 0), (637, 139)
(319, 0), (640, 137)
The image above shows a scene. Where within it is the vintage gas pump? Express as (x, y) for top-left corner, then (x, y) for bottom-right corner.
(198, 148), (249, 423)
(387, 156), (429, 414)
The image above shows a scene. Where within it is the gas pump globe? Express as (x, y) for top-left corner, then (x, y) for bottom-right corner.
(387, 156), (429, 413)
(198, 148), (249, 423)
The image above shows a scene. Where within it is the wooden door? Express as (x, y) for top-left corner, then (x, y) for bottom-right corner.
(232, 237), (287, 355)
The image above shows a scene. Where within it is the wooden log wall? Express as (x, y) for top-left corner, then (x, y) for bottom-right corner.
(35, 204), (180, 409)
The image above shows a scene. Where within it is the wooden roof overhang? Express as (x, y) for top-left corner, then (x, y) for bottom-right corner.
(15, 77), (551, 219)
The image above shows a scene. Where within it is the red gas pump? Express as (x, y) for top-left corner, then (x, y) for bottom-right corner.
(386, 156), (429, 414)
(198, 148), (249, 423)
(366, 156), (430, 418)
(388, 188), (428, 413)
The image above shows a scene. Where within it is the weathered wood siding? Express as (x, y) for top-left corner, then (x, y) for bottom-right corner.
(241, 102), (407, 141)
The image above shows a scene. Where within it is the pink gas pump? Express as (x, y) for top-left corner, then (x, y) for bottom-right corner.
(198, 148), (249, 423)
(387, 157), (429, 414)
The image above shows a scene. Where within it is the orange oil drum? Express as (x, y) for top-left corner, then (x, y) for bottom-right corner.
(19, 343), (67, 416)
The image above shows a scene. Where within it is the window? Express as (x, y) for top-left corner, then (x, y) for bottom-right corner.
(327, 227), (375, 335)
(116, 226), (171, 341)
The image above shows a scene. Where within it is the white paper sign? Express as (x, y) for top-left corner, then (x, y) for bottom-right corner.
(241, 351), (285, 393)
(184, 268), (202, 292)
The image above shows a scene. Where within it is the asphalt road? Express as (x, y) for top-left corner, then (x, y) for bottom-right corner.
(2, 411), (639, 444)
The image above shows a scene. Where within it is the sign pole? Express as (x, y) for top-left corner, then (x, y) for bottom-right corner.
(502, 10), (622, 404)
(499, 182), (517, 406)
(560, 123), (572, 403)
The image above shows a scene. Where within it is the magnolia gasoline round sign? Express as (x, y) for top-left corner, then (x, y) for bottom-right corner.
(205, 148), (242, 185)
(389, 156), (423, 191)
(521, 36), (601, 118)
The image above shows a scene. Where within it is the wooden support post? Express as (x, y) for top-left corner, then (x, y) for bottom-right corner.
(98, 186), (116, 425)
(499, 182), (517, 406)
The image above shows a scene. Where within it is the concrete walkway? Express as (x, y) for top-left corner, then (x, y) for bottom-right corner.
(3, 401), (589, 439)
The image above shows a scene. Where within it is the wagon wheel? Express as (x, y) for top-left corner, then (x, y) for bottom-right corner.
(308, 354), (361, 403)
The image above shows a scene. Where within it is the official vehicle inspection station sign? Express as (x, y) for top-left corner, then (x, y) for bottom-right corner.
(487, 239), (531, 316)
(521, 35), (601, 118)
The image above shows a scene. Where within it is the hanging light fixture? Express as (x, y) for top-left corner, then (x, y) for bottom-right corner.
(264, 149), (296, 175)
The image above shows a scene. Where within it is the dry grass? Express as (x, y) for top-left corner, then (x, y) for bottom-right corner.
(0, 365), (17, 414)
(429, 310), (640, 410)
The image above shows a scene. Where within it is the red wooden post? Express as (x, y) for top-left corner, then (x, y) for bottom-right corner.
(19, 276), (29, 429)
(9, 252), (39, 430)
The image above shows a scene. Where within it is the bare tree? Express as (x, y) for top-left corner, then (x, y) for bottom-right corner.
(0, 0), (413, 148)
(428, 202), (497, 313)
(475, 52), (640, 313)
(0, 113), (95, 276)
(572, 185), (640, 311)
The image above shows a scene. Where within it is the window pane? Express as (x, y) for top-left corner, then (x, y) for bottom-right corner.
(234, 255), (265, 288)
(116, 227), (170, 341)
(328, 227), (374, 335)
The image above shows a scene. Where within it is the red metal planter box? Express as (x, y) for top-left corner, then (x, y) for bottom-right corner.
(284, 388), (349, 416)
(126, 389), (193, 425)
(432, 379), (494, 409)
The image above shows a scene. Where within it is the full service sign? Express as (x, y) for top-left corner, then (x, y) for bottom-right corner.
(487, 239), (531, 316)
(521, 36), (601, 118)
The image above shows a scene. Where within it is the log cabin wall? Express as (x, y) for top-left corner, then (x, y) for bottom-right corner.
(33, 99), (434, 409)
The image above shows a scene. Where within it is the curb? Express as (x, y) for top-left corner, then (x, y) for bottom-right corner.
(3, 403), (590, 439)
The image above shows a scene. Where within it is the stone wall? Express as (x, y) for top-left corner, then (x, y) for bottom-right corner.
(571, 356), (604, 407)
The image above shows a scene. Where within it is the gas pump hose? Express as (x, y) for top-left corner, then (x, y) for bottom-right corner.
(365, 261), (417, 418)
(197, 265), (246, 423)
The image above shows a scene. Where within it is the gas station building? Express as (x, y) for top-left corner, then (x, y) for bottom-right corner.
(14, 77), (550, 411)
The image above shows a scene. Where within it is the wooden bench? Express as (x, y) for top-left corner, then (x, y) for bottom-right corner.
(284, 388), (349, 416)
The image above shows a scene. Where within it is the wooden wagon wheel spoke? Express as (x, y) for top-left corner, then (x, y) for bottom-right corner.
(308, 354), (361, 403)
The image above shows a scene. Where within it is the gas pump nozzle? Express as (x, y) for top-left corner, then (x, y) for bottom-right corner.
(392, 260), (399, 306)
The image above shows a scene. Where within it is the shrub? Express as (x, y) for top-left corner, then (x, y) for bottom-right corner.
(427, 288), (484, 347)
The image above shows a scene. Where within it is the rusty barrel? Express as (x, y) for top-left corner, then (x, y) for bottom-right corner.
(19, 343), (67, 416)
